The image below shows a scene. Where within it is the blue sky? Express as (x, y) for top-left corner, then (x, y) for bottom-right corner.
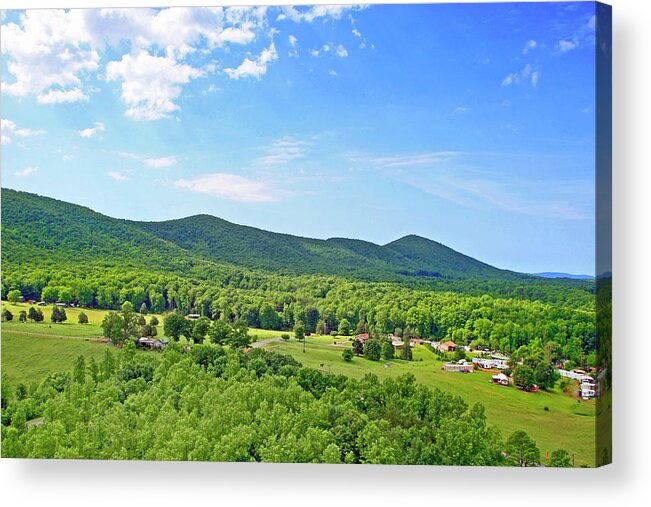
(1, 3), (598, 275)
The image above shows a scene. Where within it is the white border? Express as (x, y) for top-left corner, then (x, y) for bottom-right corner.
(1, 0), (650, 504)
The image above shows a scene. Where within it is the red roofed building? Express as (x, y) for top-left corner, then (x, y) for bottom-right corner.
(441, 340), (457, 352)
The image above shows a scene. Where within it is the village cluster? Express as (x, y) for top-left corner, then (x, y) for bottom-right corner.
(352, 333), (600, 400)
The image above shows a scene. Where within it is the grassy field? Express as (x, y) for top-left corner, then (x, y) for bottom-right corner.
(1, 331), (114, 385)
(1, 302), (596, 465)
(262, 338), (596, 467)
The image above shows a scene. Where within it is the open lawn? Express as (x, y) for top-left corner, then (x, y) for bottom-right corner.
(1, 331), (115, 386)
(263, 338), (596, 467)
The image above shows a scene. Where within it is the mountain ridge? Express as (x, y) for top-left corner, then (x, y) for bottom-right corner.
(1, 188), (532, 282)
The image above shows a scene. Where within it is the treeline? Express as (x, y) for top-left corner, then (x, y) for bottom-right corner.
(1, 344), (570, 466)
(2, 263), (597, 365)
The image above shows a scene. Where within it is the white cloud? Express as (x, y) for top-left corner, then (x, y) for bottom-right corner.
(352, 28), (361, 38)
(37, 87), (89, 104)
(174, 172), (279, 202)
(144, 156), (177, 168)
(78, 121), (105, 138)
(522, 40), (537, 54)
(322, 44), (331, 53)
(288, 34), (297, 47)
(13, 166), (38, 177)
(1, 119), (47, 145)
(217, 26), (256, 45)
(309, 48), (320, 57)
(224, 42), (278, 80)
(277, 5), (367, 23)
(254, 137), (309, 166)
(557, 39), (578, 53)
(107, 171), (129, 181)
(106, 51), (204, 120)
(357, 152), (462, 168)
(329, 70), (339, 77)
(1, 10), (99, 102)
(336, 44), (348, 58)
(502, 64), (540, 87)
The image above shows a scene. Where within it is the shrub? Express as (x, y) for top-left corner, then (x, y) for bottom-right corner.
(342, 348), (353, 362)
(281, 333), (290, 341)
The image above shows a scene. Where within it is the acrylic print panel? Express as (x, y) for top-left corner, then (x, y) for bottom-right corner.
(0, 2), (611, 467)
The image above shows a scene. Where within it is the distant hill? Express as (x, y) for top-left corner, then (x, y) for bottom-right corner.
(1, 188), (536, 282)
(533, 272), (595, 280)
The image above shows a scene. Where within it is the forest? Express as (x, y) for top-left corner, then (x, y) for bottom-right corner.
(1, 342), (565, 466)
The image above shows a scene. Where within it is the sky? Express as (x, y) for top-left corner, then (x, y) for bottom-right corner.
(1, 3), (599, 275)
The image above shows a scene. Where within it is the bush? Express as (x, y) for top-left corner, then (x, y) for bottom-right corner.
(330, 330), (339, 337)
(363, 339), (382, 361)
(281, 333), (290, 341)
(78, 312), (88, 324)
(342, 348), (353, 362)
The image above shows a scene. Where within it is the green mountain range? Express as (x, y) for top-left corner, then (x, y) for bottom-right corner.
(1, 188), (529, 282)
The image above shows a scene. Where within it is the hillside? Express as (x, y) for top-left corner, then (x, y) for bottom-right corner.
(2, 188), (530, 282)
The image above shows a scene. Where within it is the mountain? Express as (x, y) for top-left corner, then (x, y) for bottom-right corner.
(533, 272), (595, 280)
(1, 188), (529, 282)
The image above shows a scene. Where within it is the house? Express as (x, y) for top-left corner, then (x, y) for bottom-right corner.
(186, 314), (201, 319)
(580, 377), (597, 399)
(37, 301), (47, 306)
(442, 363), (473, 373)
(491, 373), (510, 386)
(137, 337), (155, 348)
(152, 339), (167, 351)
(354, 333), (370, 344)
(440, 340), (457, 352)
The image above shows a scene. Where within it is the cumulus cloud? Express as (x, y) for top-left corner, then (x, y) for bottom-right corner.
(224, 43), (278, 80)
(557, 39), (578, 53)
(336, 44), (348, 58)
(13, 166), (38, 177)
(329, 70), (339, 77)
(106, 51), (204, 120)
(522, 40), (537, 54)
(78, 121), (106, 138)
(107, 171), (129, 181)
(1, 119), (47, 145)
(174, 172), (279, 202)
(217, 26), (256, 45)
(144, 156), (177, 168)
(288, 34), (297, 47)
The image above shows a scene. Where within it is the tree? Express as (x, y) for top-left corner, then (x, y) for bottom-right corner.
(209, 320), (232, 345)
(352, 339), (364, 356)
(164, 313), (189, 342)
(149, 316), (159, 326)
(381, 340), (394, 360)
(41, 286), (59, 303)
(19, 310), (27, 322)
(28, 307), (39, 322)
(506, 430), (540, 466)
(549, 448), (572, 468)
(3, 309), (13, 321)
(454, 347), (467, 362)
(363, 339), (382, 361)
(101, 312), (125, 345)
(58, 287), (74, 305)
(78, 312), (88, 324)
(338, 318), (352, 336)
(137, 314), (146, 327)
(139, 302), (148, 315)
(342, 348), (353, 362)
(7, 289), (22, 303)
(513, 365), (536, 391)
(73, 355), (86, 384)
(400, 341), (413, 361)
(533, 361), (560, 390)
(228, 319), (250, 349)
(191, 316), (212, 344)
(51, 306), (67, 323)
(294, 321), (305, 341)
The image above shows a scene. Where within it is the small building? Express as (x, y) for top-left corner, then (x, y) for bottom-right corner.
(354, 333), (370, 344)
(37, 301), (47, 306)
(442, 363), (473, 373)
(152, 339), (167, 351)
(186, 314), (201, 319)
(491, 373), (510, 386)
(27, 300), (36, 305)
(440, 340), (457, 352)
